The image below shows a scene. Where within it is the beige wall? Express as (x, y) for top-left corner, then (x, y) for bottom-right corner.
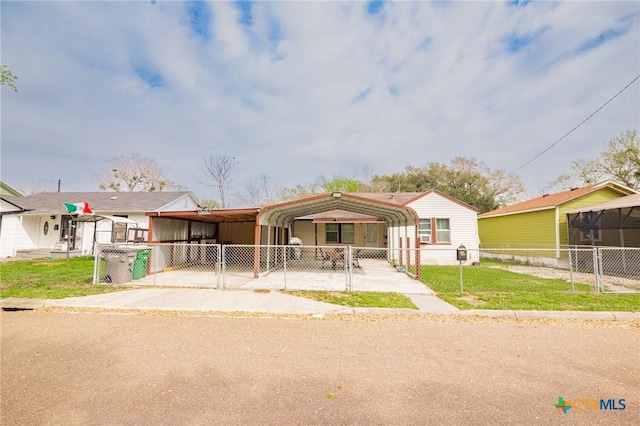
(218, 222), (255, 244)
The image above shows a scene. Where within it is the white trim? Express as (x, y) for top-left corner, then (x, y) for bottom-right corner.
(555, 206), (560, 258)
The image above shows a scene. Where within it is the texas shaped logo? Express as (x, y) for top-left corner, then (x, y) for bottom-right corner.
(555, 397), (572, 414)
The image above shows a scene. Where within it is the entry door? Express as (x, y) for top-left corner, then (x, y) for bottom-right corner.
(365, 223), (379, 247)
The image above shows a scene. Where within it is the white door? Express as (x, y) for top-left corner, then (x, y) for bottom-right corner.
(365, 223), (379, 247)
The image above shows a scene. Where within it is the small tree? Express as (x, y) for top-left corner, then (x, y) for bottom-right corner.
(200, 153), (238, 208)
(96, 153), (177, 192)
(0, 65), (18, 92)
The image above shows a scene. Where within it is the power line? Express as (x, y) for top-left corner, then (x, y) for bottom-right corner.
(514, 73), (640, 173)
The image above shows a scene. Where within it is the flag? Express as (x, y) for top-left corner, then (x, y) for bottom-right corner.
(63, 202), (93, 215)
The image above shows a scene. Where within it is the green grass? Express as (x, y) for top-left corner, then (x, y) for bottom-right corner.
(1, 257), (128, 299)
(420, 265), (640, 312)
(284, 290), (418, 309)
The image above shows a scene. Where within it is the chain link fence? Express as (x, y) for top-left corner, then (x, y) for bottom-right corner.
(94, 243), (640, 294)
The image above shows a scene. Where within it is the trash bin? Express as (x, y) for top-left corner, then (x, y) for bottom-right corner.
(288, 237), (303, 260)
(133, 248), (151, 279)
(103, 247), (137, 284)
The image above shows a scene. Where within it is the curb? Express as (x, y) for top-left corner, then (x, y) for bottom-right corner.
(2, 298), (639, 321)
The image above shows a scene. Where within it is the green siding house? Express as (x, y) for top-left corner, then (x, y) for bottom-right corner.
(478, 181), (636, 251)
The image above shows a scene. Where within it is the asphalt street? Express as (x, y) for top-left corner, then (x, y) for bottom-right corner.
(1, 311), (638, 425)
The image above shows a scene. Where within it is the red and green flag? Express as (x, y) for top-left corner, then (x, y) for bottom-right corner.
(63, 202), (93, 215)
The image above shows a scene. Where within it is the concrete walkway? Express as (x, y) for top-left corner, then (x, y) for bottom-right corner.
(2, 288), (639, 320)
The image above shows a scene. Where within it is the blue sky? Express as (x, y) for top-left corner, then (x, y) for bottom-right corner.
(1, 0), (639, 205)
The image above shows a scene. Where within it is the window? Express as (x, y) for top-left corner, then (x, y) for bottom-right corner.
(419, 218), (451, 244)
(435, 218), (451, 244)
(325, 223), (354, 244)
(418, 219), (432, 243)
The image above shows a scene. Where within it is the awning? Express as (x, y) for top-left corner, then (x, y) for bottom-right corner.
(71, 215), (140, 226)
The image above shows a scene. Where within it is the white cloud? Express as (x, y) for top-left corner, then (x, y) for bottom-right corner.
(1, 0), (638, 202)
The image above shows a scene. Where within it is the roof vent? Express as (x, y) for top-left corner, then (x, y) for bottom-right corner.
(570, 187), (578, 191)
(542, 194), (549, 197)
(110, 196), (118, 200)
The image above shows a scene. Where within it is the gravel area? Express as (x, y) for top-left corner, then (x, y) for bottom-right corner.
(496, 265), (640, 292)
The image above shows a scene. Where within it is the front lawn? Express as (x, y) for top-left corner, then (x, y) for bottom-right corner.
(0, 257), (127, 299)
(420, 265), (640, 312)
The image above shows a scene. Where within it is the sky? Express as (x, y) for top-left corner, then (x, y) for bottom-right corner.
(1, 0), (639, 206)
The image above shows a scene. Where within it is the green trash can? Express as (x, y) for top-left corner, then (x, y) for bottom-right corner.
(133, 249), (151, 279)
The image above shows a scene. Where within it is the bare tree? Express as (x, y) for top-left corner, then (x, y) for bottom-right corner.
(239, 174), (283, 207)
(95, 153), (177, 192)
(200, 153), (238, 208)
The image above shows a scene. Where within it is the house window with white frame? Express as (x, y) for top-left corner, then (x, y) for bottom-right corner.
(418, 219), (432, 243)
(325, 223), (354, 244)
(435, 218), (451, 244)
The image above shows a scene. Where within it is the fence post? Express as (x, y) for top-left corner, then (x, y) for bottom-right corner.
(93, 244), (100, 284)
(593, 247), (601, 293)
(283, 245), (287, 290)
(221, 245), (226, 290)
(568, 247), (574, 292)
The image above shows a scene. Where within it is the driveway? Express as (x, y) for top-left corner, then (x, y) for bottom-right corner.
(2, 311), (638, 425)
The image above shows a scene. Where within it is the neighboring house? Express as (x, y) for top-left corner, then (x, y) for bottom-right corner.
(566, 193), (640, 248)
(0, 191), (201, 257)
(0, 181), (23, 197)
(478, 181), (637, 253)
(289, 190), (480, 265)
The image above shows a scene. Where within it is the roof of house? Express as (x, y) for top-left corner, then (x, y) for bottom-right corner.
(1, 191), (198, 215)
(566, 193), (640, 213)
(479, 181), (637, 219)
(0, 181), (23, 197)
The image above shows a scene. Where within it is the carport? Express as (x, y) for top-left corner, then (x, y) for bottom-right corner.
(254, 192), (421, 279)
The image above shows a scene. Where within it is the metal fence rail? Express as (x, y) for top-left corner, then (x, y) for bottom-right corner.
(94, 243), (640, 294)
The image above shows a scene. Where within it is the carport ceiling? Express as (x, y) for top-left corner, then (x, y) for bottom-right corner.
(258, 193), (418, 228)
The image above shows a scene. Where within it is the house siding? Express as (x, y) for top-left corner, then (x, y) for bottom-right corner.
(479, 209), (556, 248)
(479, 187), (631, 250)
(389, 191), (479, 265)
(0, 215), (21, 257)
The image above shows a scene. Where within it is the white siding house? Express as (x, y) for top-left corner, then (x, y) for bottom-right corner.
(389, 189), (480, 265)
(0, 192), (201, 257)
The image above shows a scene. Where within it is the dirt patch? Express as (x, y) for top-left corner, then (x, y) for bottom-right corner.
(457, 296), (485, 306)
(494, 265), (640, 292)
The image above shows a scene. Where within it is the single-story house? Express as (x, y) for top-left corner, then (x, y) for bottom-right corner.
(286, 190), (480, 265)
(0, 191), (201, 257)
(566, 193), (640, 247)
(478, 181), (637, 254)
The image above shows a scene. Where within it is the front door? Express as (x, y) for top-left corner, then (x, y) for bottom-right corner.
(60, 215), (77, 250)
(365, 223), (379, 247)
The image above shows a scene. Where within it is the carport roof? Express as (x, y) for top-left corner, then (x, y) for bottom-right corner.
(147, 208), (259, 223)
(257, 192), (418, 227)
